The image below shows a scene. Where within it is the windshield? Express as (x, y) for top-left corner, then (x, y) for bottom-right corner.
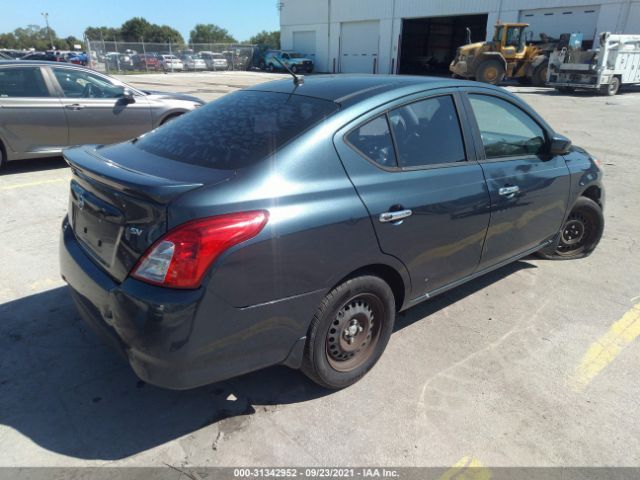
(134, 90), (339, 169)
(505, 27), (525, 48)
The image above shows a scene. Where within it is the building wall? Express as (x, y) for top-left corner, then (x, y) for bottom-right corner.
(280, 0), (635, 73)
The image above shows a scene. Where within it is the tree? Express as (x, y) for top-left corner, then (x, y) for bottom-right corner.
(119, 17), (152, 42)
(249, 30), (280, 49)
(189, 24), (237, 44)
(84, 26), (121, 41)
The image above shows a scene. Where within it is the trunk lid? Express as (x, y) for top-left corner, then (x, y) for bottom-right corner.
(64, 143), (236, 282)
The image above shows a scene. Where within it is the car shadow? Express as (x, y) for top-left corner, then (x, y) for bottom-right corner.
(0, 259), (536, 460)
(3, 156), (68, 174)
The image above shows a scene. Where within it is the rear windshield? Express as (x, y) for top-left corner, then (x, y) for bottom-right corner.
(134, 90), (338, 169)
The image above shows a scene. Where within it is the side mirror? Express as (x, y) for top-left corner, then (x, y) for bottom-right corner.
(549, 134), (572, 155)
(119, 86), (135, 104)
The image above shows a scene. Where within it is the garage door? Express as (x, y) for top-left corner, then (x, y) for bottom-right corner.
(293, 30), (316, 59)
(340, 21), (379, 73)
(519, 7), (599, 41)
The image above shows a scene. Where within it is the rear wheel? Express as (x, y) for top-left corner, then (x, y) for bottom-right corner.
(267, 63), (274, 72)
(476, 60), (505, 85)
(537, 197), (604, 259)
(301, 275), (395, 389)
(531, 64), (548, 87)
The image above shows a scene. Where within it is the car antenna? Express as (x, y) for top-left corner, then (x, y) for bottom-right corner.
(272, 56), (304, 86)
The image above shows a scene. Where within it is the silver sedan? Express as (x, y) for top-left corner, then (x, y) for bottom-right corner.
(0, 61), (204, 167)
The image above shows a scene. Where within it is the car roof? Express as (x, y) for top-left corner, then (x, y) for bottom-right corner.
(0, 60), (83, 67)
(248, 74), (496, 106)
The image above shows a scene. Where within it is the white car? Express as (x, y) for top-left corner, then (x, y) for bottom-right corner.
(181, 54), (207, 71)
(200, 52), (228, 71)
(160, 55), (184, 71)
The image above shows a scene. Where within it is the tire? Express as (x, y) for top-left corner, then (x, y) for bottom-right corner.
(537, 197), (604, 260)
(0, 142), (5, 170)
(516, 77), (531, 85)
(476, 59), (505, 85)
(600, 76), (620, 96)
(267, 63), (274, 72)
(531, 63), (548, 87)
(301, 275), (396, 389)
(290, 64), (298, 74)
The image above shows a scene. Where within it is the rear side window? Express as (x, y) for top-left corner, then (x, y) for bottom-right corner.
(469, 94), (546, 158)
(0, 67), (49, 98)
(346, 115), (397, 168)
(389, 95), (466, 168)
(135, 90), (338, 169)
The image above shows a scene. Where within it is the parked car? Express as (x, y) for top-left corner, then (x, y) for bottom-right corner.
(0, 61), (204, 166)
(19, 51), (67, 62)
(65, 52), (88, 66)
(200, 51), (228, 71)
(180, 53), (207, 71)
(0, 49), (28, 59)
(159, 54), (184, 71)
(105, 52), (134, 71)
(132, 53), (162, 71)
(264, 50), (314, 73)
(59, 75), (604, 391)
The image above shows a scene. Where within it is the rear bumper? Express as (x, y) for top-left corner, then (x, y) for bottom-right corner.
(60, 217), (320, 389)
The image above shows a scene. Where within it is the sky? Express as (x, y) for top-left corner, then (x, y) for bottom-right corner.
(1, 0), (281, 42)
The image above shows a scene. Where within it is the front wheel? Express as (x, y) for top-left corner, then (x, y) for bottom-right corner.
(301, 275), (395, 389)
(537, 197), (604, 259)
(601, 77), (620, 96)
(476, 59), (505, 85)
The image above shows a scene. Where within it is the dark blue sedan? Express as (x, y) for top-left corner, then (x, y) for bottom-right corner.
(59, 75), (604, 390)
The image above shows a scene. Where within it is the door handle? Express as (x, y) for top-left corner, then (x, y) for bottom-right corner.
(379, 209), (412, 223)
(65, 104), (85, 110)
(498, 185), (520, 197)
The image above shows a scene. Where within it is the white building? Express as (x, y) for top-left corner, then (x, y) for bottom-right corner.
(280, 0), (640, 74)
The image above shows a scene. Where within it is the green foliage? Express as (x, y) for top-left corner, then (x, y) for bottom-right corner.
(84, 18), (184, 44)
(189, 24), (237, 44)
(248, 30), (280, 49)
(0, 24), (68, 50)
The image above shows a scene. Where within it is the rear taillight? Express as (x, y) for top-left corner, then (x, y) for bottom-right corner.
(131, 210), (268, 289)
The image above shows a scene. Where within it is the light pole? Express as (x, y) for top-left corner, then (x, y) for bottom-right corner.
(41, 12), (54, 50)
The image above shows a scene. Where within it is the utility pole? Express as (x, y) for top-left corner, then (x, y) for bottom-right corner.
(41, 12), (54, 50)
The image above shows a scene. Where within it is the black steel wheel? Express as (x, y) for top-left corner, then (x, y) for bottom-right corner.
(302, 275), (395, 389)
(537, 197), (604, 260)
(531, 63), (548, 87)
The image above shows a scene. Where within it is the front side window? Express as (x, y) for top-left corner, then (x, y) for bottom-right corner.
(135, 90), (338, 169)
(469, 94), (546, 159)
(388, 95), (466, 168)
(346, 115), (397, 168)
(0, 67), (49, 98)
(493, 26), (504, 43)
(53, 68), (123, 98)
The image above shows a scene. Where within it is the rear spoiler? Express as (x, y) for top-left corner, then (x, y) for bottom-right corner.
(63, 145), (203, 204)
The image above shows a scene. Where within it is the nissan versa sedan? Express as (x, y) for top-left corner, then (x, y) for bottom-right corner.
(0, 61), (204, 167)
(59, 75), (604, 390)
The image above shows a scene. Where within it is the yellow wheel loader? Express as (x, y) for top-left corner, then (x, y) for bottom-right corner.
(450, 23), (555, 86)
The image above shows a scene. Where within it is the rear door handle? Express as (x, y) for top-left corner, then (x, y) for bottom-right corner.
(498, 185), (520, 197)
(65, 103), (85, 110)
(379, 209), (412, 223)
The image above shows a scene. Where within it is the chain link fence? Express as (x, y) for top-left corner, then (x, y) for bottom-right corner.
(85, 38), (259, 74)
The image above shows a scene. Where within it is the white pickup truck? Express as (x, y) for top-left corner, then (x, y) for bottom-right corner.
(547, 32), (640, 95)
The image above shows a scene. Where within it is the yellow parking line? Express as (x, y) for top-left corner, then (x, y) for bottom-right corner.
(0, 178), (66, 191)
(570, 303), (640, 392)
(439, 456), (492, 480)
